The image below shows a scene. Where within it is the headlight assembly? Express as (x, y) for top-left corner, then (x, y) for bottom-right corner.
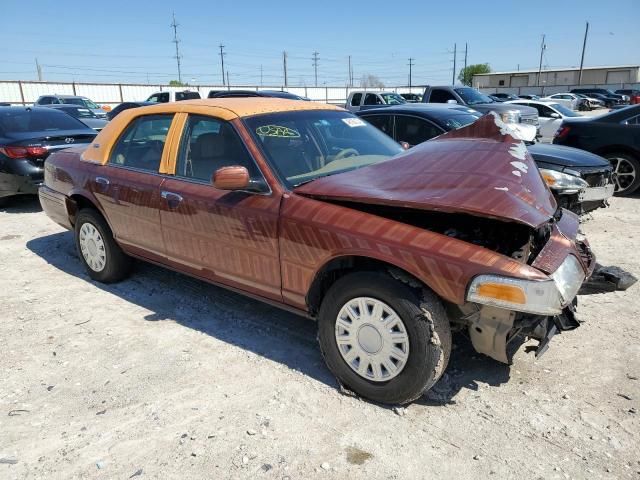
(500, 110), (521, 124)
(467, 256), (585, 316)
(539, 168), (588, 194)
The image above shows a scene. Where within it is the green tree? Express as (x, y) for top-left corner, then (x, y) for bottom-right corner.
(458, 63), (491, 86)
(169, 80), (186, 86)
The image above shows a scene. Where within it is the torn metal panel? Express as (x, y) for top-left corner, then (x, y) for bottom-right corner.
(296, 114), (557, 229)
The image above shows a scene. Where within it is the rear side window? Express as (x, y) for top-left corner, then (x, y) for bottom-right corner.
(394, 115), (440, 146)
(429, 89), (456, 103)
(147, 93), (170, 103)
(361, 114), (393, 137)
(364, 94), (382, 105)
(176, 91), (201, 101)
(109, 114), (174, 171)
(0, 109), (87, 136)
(38, 97), (52, 105)
(350, 93), (362, 106)
(176, 115), (260, 182)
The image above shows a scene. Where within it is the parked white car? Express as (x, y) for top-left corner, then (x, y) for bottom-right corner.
(506, 100), (586, 142)
(540, 93), (582, 110)
(345, 91), (406, 112)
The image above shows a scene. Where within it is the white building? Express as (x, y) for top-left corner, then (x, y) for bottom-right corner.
(473, 65), (640, 89)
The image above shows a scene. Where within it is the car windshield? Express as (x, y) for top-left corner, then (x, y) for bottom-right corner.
(0, 109), (88, 136)
(549, 103), (581, 117)
(380, 93), (407, 105)
(244, 110), (403, 188)
(454, 88), (495, 105)
(83, 99), (100, 109)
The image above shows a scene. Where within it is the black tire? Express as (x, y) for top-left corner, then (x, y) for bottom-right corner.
(604, 152), (640, 196)
(74, 208), (131, 283)
(317, 271), (451, 405)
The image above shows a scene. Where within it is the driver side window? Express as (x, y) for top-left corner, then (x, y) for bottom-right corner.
(176, 115), (261, 183)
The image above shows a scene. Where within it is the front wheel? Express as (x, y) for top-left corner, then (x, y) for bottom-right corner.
(317, 272), (451, 405)
(605, 152), (640, 196)
(74, 209), (131, 282)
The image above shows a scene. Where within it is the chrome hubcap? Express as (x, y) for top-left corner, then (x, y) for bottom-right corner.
(610, 157), (636, 193)
(79, 222), (106, 272)
(335, 297), (410, 382)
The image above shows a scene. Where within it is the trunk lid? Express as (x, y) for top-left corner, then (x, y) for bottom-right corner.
(295, 114), (557, 229)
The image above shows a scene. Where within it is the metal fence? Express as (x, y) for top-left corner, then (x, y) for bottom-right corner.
(0, 80), (426, 107)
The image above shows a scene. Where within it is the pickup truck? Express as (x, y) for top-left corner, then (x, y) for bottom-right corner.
(145, 90), (201, 103)
(422, 86), (539, 126)
(345, 91), (406, 112)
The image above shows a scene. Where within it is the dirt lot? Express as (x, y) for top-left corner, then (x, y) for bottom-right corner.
(1, 194), (639, 480)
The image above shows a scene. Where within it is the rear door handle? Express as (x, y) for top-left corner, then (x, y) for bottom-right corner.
(161, 191), (183, 209)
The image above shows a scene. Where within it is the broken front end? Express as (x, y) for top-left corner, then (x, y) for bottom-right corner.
(454, 209), (595, 363)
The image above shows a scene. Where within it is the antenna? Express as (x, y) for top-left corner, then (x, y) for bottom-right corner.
(170, 12), (182, 83)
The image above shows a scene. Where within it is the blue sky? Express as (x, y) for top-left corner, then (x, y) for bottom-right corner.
(1, 0), (638, 86)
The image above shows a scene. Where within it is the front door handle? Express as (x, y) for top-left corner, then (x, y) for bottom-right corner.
(95, 176), (110, 192)
(161, 191), (183, 209)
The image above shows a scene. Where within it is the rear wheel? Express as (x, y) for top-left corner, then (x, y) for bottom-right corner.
(605, 152), (640, 196)
(74, 209), (131, 282)
(317, 272), (451, 405)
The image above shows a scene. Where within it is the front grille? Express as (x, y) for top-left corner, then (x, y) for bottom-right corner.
(521, 114), (539, 126)
(580, 168), (613, 188)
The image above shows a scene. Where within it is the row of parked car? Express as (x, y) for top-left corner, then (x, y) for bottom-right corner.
(1, 86), (637, 405)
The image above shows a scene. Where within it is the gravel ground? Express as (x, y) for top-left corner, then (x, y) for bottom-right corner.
(0, 194), (639, 480)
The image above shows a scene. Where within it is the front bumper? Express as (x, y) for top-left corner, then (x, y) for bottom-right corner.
(466, 209), (595, 363)
(579, 183), (615, 202)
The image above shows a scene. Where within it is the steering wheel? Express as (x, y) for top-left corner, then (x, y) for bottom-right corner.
(334, 148), (360, 161)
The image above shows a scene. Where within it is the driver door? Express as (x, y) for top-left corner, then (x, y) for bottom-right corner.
(159, 114), (282, 301)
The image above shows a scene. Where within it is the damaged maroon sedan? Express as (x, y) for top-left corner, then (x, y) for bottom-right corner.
(39, 99), (595, 404)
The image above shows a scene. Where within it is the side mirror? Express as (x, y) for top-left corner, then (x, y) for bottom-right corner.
(212, 166), (250, 191)
(400, 141), (411, 150)
(446, 99), (458, 104)
(550, 113), (561, 119)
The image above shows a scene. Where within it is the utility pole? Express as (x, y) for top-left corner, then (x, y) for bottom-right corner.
(226, 70), (230, 88)
(219, 44), (226, 85)
(537, 34), (546, 88)
(464, 43), (468, 73)
(283, 51), (288, 87)
(170, 13), (182, 83)
(348, 55), (353, 87)
(407, 57), (414, 88)
(578, 22), (589, 85)
(452, 43), (457, 85)
(260, 65), (263, 86)
(35, 58), (43, 81)
(312, 51), (319, 87)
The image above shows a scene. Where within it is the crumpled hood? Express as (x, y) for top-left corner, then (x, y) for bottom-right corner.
(295, 114), (557, 228)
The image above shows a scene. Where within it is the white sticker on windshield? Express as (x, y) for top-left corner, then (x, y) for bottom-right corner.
(342, 117), (366, 127)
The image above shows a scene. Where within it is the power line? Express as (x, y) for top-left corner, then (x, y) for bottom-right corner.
(312, 51), (319, 87)
(170, 12), (182, 83)
(219, 44), (226, 85)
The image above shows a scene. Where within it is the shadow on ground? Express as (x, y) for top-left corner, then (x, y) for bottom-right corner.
(27, 230), (512, 406)
(0, 195), (41, 213)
